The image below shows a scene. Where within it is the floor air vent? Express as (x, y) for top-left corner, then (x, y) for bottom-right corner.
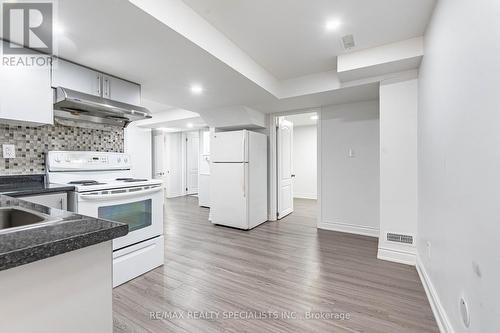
(387, 233), (414, 245)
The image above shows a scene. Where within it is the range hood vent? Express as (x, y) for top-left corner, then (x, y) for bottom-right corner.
(53, 87), (152, 128)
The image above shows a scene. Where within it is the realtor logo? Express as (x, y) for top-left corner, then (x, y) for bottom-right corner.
(2, 2), (53, 54)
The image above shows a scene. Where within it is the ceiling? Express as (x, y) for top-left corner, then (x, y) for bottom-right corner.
(150, 116), (207, 131)
(181, 0), (436, 80)
(254, 82), (379, 113)
(49, 0), (276, 113)
(1, 0), (435, 118)
(285, 112), (318, 127)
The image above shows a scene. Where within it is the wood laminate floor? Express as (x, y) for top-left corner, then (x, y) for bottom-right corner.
(113, 197), (438, 333)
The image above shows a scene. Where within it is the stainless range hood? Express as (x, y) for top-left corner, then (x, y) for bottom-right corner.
(53, 87), (152, 128)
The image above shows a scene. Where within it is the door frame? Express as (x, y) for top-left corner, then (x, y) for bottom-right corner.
(268, 109), (321, 228)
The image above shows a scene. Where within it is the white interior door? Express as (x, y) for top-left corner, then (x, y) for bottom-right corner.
(277, 118), (294, 219)
(153, 134), (167, 183)
(185, 132), (199, 194)
(165, 133), (183, 198)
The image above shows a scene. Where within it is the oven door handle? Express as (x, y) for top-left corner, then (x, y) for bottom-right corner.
(79, 186), (163, 201)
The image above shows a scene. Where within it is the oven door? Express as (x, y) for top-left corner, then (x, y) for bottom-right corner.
(76, 185), (164, 250)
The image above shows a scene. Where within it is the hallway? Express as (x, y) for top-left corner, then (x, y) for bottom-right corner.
(113, 197), (438, 333)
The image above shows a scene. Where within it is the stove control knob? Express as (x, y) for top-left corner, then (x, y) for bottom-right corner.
(117, 157), (122, 163)
(124, 158), (128, 163)
(54, 155), (61, 163)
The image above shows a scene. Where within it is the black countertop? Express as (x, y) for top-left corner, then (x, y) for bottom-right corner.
(0, 174), (75, 197)
(0, 195), (128, 271)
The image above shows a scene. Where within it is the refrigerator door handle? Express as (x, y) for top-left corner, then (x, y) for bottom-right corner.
(242, 132), (246, 162)
(242, 164), (246, 197)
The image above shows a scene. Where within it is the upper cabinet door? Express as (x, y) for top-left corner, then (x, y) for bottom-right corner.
(103, 75), (141, 105)
(0, 41), (53, 125)
(51, 58), (141, 105)
(51, 58), (101, 96)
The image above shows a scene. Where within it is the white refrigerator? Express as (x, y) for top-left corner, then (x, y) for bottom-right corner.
(210, 130), (268, 229)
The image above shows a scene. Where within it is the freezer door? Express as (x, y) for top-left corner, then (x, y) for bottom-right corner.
(210, 162), (249, 229)
(211, 130), (248, 162)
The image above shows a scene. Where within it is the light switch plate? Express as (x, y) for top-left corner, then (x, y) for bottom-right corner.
(2, 144), (16, 159)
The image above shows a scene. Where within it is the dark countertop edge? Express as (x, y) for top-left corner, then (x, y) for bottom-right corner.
(2, 185), (76, 197)
(0, 174), (75, 197)
(0, 193), (129, 272)
(0, 223), (128, 271)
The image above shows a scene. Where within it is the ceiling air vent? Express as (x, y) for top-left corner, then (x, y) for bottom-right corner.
(387, 233), (414, 245)
(342, 34), (356, 50)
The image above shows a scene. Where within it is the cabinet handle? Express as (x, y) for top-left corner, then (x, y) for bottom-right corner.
(97, 74), (101, 95)
(102, 77), (111, 97)
(59, 198), (63, 209)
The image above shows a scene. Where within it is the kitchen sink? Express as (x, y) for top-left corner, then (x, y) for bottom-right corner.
(0, 207), (53, 232)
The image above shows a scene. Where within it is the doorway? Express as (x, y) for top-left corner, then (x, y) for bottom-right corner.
(153, 130), (202, 199)
(275, 111), (318, 220)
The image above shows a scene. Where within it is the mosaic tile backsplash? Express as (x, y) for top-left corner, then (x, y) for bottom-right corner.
(0, 123), (124, 175)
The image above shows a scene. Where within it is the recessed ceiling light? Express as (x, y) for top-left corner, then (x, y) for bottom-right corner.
(190, 84), (204, 95)
(310, 115), (319, 120)
(325, 19), (341, 31)
(187, 122), (194, 128)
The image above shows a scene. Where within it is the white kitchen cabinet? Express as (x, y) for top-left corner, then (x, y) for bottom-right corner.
(0, 242), (113, 333)
(52, 58), (141, 105)
(19, 192), (67, 210)
(0, 41), (53, 125)
(102, 75), (141, 105)
(51, 58), (101, 96)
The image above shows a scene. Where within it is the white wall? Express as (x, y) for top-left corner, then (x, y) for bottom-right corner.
(418, 1), (500, 332)
(124, 123), (152, 179)
(202, 106), (267, 130)
(319, 100), (380, 237)
(378, 77), (418, 265)
(292, 125), (317, 199)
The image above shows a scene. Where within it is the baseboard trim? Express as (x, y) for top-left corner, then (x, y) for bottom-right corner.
(377, 247), (416, 266)
(319, 220), (379, 238)
(293, 193), (317, 200)
(416, 255), (454, 333)
(278, 208), (293, 219)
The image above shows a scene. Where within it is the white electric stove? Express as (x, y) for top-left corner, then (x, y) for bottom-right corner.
(46, 151), (164, 287)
